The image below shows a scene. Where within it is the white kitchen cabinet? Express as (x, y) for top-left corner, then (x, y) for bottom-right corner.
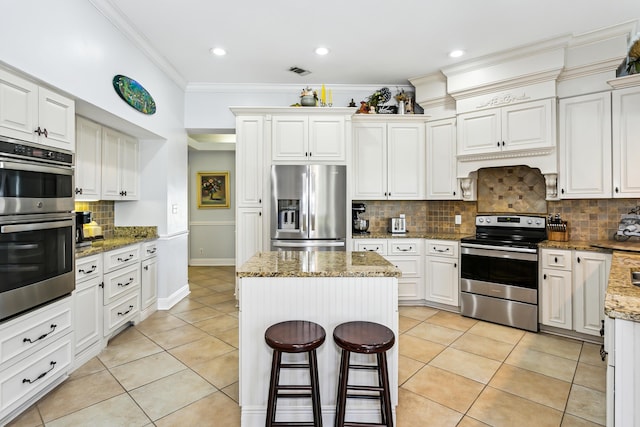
(425, 240), (459, 308)
(573, 250), (610, 336)
(558, 92), (612, 199)
(73, 254), (103, 359)
(0, 68), (75, 152)
(352, 119), (426, 200)
(236, 208), (263, 267)
(612, 86), (640, 198)
(271, 115), (346, 163)
(101, 127), (139, 200)
(236, 116), (264, 207)
(426, 117), (459, 200)
(102, 245), (141, 337)
(140, 241), (158, 321)
(75, 117), (102, 200)
(457, 99), (554, 157)
(540, 248), (573, 330)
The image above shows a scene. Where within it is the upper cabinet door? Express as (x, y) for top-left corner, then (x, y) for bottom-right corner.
(272, 116), (308, 161)
(119, 136), (139, 200)
(457, 109), (500, 156)
(38, 87), (75, 152)
(75, 117), (102, 201)
(352, 122), (386, 199)
(426, 118), (459, 200)
(501, 99), (554, 152)
(0, 69), (38, 142)
(612, 86), (640, 198)
(236, 116), (264, 207)
(558, 92), (612, 199)
(308, 115), (345, 162)
(387, 122), (425, 200)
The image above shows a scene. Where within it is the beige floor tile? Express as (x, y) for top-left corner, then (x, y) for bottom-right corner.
(398, 306), (439, 321)
(405, 322), (463, 346)
(37, 370), (125, 422)
(135, 313), (189, 335)
(489, 364), (571, 411)
(6, 404), (42, 427)
(396, 388), (463, 427)
(574, 362), (606, 392)
(518, 332), (583, 360)
(169, 336), (235, 367)
(580, 342), (607, 367)
(188, 287), (215, 298)
(196, 292), (236, 307)
(129, 369), (216, 421)
(430, 347), (501, 384)
(68, 357), (106, 380)
(457, 416), (491, 427)
(398, 315), (421, 333)
(97, 335), (164, 368)
(211, 282), (235, 293)
(426, 311), (478, 332)
(109, 352), (186, 390)
(565, 384), (606, 425)
(561, 413), (604, 426)
(173, 306), (225, 323)
(450, 332), (515, 362)
(467, 386), (563, 427)
(168, 298), (205, 314)
(106, 325), (147, 346)
(209, 300), (239, 313)
(402, 365), (484, 413)
(398, 334), (446, 363)
(467, 321), (526, 345)
(193, 314), (239, 335)
(505, 345), (578, 382)
(46, 393), (150, 427)
(155, 391), (240, 427)
(145, 323), (210, 349)
(222, 382), (239, 403)
(190, 350), (239, 389)
(215, 327), (239, 348)
(398, 355), (425, 386)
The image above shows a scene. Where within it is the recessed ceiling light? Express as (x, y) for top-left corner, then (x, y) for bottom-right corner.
(315, 47), (329, 56)
(449, 49), (465, 58)
(210, 47), (227, 56)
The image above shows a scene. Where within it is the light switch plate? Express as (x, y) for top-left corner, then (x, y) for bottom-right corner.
(455, 214), (462, 225)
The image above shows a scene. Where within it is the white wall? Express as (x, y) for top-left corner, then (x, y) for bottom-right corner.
(0, 0), (189, 304)
(188, 150), (236, 265)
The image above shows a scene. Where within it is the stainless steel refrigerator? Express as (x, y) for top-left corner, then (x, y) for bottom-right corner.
(271, 164), (346, 251)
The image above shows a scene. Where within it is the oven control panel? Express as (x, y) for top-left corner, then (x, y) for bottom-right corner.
(0, 137), (73, 165)
(475, 215), (545, 229)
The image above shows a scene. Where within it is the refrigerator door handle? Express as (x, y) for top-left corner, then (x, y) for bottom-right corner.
(272, 241), (345, 248)
(309, 169), (316, 232)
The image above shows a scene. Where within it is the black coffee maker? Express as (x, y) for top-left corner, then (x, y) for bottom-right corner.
(352, 203), (369, 234)
(75, 211), (92, 245)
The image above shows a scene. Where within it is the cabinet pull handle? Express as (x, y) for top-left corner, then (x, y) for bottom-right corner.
(33, 127), (48, 138)
(117, 278), (135, 287)
(600, 320), (605, 337)
(79, 265), (97, 274)
(147, 248), (156, 254)
(22, 361), (56, 384)
(118, 305), (134, 316)
(23, 324), (57, 344)
(397, 246), (412, 252)
(543, 274), (547, 280)
(600, 344), (607, 361)
(99, 282), (104, 288)
(117, 256), (133, 262)
(434, 247), (450, 252)
(75, 188), (83, 195)
(577, 257), (581, 263)
(554, 257), (558, 263)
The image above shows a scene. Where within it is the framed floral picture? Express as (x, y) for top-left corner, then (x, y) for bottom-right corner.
(197, 171), (230, 208)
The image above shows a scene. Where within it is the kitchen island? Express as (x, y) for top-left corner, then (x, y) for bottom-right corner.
(236, 251), (401, 427)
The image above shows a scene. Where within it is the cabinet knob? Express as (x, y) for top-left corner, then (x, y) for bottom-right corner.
(454, 263), (457, 268)
(554, 257), (558, 263)
(561, 189), (565, 194)
(453, 191), (456, 196)
(543, 274), (547, 280)
(75, 188), (83, 195)
(502, 141), (505, 146)
(309, 152), (312, 157)
(144, 266), (149, 271)
(259, 198), (262, 204)
(496, 141), (500, 147)
(577, 257), (581, 263)
(615, 187), (619, 193)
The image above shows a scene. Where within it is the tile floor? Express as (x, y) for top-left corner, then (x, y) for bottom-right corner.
(9, 266), (606, 426)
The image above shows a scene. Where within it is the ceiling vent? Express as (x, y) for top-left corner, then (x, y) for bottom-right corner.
(289, 66), (311, 76)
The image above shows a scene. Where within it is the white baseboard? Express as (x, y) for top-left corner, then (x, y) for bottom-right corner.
(157, 284), (190, 310)
(189, 258), (235, 266)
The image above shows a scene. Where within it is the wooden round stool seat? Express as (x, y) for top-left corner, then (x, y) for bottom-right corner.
(333, 321), (395, 427)
(264, 320), (326, 427)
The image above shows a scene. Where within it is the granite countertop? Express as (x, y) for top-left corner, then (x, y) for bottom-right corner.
(236, 251), (401, 278)
(605, 251), (640, 321)
(352, 232), (466, 241)
(75, 226), (158, 258)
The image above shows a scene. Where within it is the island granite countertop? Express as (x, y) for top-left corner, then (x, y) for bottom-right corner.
(605, 250), (640, 322)
(236, 251), (401, 278)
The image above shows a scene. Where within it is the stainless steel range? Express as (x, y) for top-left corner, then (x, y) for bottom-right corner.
(460, 215), (547, 332)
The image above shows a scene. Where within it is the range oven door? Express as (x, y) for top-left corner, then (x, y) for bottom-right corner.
(0, 213), (75, 321)
(0, 158), (74, 215)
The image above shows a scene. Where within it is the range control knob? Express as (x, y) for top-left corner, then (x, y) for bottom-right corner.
(478, 218), (484, 223)
(535, 220), (542, 225)
(486, 218), (492, 223)
(527, 219), (533, 224)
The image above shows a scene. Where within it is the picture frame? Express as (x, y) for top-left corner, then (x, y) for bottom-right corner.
(197, 171), (230, 208)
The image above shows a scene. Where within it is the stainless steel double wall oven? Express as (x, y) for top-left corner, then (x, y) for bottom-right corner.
(0, 136), (75, 321)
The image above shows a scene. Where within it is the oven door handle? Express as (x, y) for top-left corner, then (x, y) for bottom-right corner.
(0, 160), (73, 176)
(1, 219), (73, 233)
(461, 245), (538, 261)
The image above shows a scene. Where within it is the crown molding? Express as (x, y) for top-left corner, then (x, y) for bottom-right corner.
(89, 0), (187, 89)
(558, 58), (622, 82)
(608, 73), (640, 89)
(185, 83), (413, 94)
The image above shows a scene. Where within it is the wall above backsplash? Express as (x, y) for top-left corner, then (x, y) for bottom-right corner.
(477, 166), (547, 214)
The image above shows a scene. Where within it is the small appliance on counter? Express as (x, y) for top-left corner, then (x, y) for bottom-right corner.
(75, 211), (104, 247)
(614, 205), (640, 241)
(352, 202), (369, 234)
(388, 214), (407, 234)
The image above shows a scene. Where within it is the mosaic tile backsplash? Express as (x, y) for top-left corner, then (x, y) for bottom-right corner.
(74, 201), (115, 238)
(477, 166), (547, 214)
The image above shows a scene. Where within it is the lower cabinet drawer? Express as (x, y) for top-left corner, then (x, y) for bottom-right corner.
(0, 298), (72, 367)
(353, 239), (387, 254)
(0, 335), (72, 417)
(104, 292), (139, 336)
(103, 263), (141, 306)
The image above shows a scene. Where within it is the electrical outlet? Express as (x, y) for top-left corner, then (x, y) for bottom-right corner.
(455, 215), (462, 225)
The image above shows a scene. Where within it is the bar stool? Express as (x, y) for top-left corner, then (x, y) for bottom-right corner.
(265, 320), (326, 427)
(333, 321), (395, 427)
